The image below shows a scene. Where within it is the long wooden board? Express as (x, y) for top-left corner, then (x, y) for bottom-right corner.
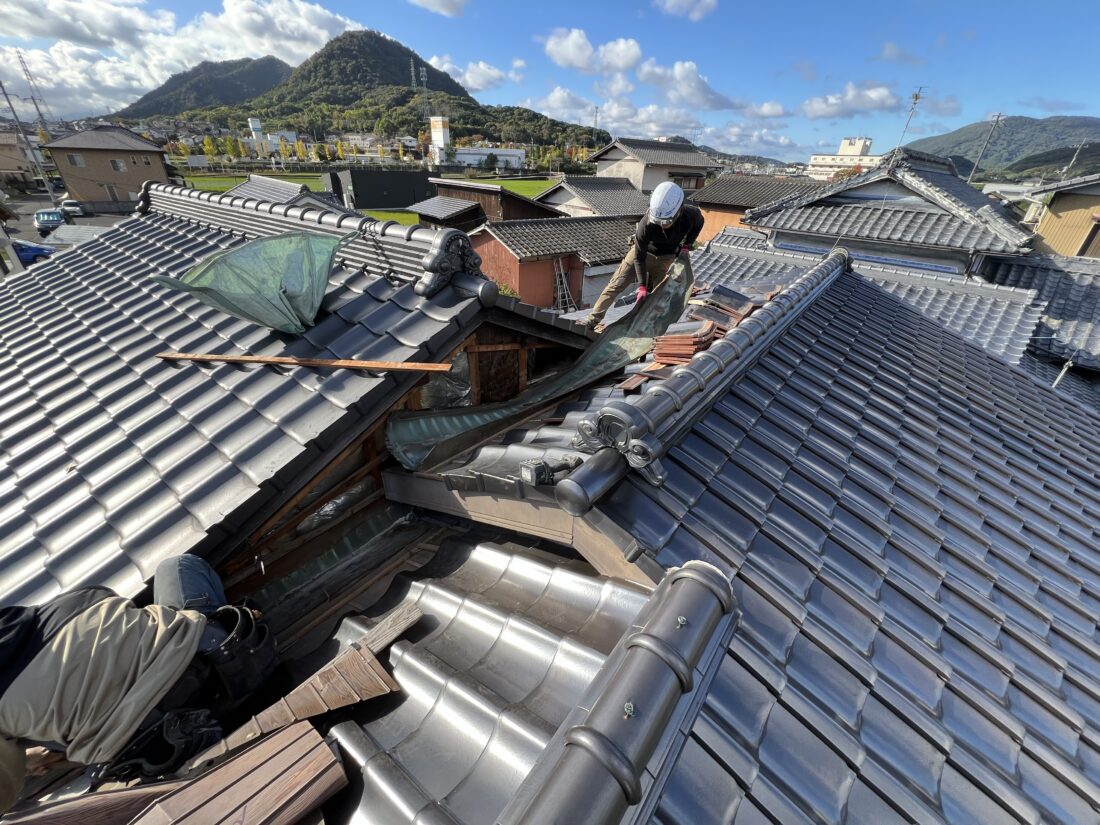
(157, 351), (452, 373)
(3, 780), (186, 824)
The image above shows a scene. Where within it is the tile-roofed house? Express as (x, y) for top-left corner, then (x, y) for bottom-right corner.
(470, 216), (634, 308)
(380, 247), (1100, 824)
(690, 174), (826, 242)
(588, 137), (720, 194)
(745, 147), (1032, 272)
(407, 195), (483, 231)
(43, 124), (171, 204)
(224, 173), (355, 215)
(534, 175), (650, 218)
(428, 177), (563, 226)
(982, 252), (1100, 369)
(43, 125), (163, 152)
(0, 182), (590, 605)
(1027, 173), (1100, 257)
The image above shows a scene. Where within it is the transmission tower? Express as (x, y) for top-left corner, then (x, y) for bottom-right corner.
(419, 66), (430, 122)
(17, 50), (53, 136)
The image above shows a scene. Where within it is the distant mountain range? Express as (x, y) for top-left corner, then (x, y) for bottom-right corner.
(697, 144), (790, 168)
(907, 116), (1100, 171)
(111, 30), (610, 149)
(115, 56), (292, 118)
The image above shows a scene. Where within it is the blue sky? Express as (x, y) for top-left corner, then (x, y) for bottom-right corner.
(1, 0), (1095, 160)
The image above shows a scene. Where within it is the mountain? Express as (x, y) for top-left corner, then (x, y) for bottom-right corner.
(115, 56), (292, 118)
(251, 30), (470, 107)
(1002, 143), (1100, 180)
(698, 144), (789, 167)
(907, 116), (1100, 169)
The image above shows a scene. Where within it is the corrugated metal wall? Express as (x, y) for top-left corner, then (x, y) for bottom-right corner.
(1036, 192), (1100, 255)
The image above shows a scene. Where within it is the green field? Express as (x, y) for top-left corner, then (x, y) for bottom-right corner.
(362, 210), (418, 225)
(491, 178), (554, 198)
(183, 173), (325, 192)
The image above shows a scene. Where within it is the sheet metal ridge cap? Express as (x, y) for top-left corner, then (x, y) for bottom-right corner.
(557, 249), (849, 516)
(865, 269), (1043, 304)
(499, 560), (734, 825)
(744, 165), (892, 222)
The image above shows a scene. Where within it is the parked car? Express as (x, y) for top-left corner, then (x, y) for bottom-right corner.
(9, 239), (57, 265)
(60, 199), (86, 217)
(32, 209), (66, 235)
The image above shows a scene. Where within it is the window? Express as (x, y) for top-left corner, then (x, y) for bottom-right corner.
(66, 153), (84, 167)
(142, 156), (152, 166)
(110, 159), (127, 172)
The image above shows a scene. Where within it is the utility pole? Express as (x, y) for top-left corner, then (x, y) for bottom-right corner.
(419, 66), (430, 123)
(1061, 142), (1088, 181)
(0, 79), (58, 207)
(967, 112), (1001, 184)
(17, 51), (52, 137)
(592, 105), (599, 145)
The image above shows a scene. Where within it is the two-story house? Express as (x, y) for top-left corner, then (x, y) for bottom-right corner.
(44, 125), (171, 204)
(587, 138), (719, 193)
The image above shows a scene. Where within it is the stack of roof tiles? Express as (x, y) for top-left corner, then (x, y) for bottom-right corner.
(653, 320), (717, 365)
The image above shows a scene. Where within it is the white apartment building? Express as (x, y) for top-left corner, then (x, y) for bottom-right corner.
(806, 137), (883, 181)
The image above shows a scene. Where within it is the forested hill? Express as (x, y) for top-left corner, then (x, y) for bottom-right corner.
(114, 56), (292, 118)
(907, 116), (1100, 169)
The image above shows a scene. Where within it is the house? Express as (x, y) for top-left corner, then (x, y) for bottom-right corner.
(470, 216), (634, 308)
(7, 161), (1100, 823)
(43, 125), (171, 204)
(745, 147), (1032, 274)
(0, 132), (36, 173)
(689, 174), (826, 242)
(223, 173), (355, 214)
(406, 196), (486, 232)
(534, 175), (650, 218)
(588, 137), (719, 193)
(428, 177), (564, 224)
(1030, 173), (1100, 257)
(805, 136), (884, 180)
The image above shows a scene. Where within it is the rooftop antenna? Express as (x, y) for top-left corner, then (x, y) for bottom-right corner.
(1061, 141), (1088, 181)
(17, 51), (53, 136)
(966, 112), (1002, 184)
(891, 86), (923, 164)
(0, 79), (58, 207)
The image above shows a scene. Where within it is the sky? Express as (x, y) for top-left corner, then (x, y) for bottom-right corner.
(1, 0), (1096, 161)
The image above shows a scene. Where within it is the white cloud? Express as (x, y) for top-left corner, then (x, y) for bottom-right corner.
(652, 0), (717, 22)
(544, 28), (642, 74)
(0, 0), (361, 117)
(429, 54), (507, 92)
(746, 101), (786, 118)
(594, 72), (634, 97)
(877, 41), (923, 66)
(509, 57), (526, 83)
(406, 0), (468, 16)
(523, 86), (701, 139)
(637, 58), (740, 110)
(801, 82), (901, 119)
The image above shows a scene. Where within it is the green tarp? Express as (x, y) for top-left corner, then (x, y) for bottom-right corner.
(151, 231), (352, 334)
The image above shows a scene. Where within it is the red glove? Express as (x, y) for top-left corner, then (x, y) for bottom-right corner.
(679, 245), (692, 255)
(635, 285), (648, 303)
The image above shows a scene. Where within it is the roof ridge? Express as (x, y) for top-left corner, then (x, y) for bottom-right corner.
(1031, 171), (1100, 195)
(894, 168), (1032, 247)
(556, 249), (850, 517)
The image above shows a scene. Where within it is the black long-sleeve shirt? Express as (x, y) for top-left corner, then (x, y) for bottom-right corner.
(632, 203), (704, 283)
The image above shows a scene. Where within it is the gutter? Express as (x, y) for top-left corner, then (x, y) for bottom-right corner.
(556, 248), (850, 518)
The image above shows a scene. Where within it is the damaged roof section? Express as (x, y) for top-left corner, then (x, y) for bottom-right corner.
(0, 182), (586, 604)
(746, 147), (1033, 255)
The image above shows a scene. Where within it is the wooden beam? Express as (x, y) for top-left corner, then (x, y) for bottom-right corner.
(157, 351), (452, 373)
(465, 342), (558, 353)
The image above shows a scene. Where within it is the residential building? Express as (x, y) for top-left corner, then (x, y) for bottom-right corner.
(689, 174), (825, 242)
(1029, 173), (1100, 257)
(43, 125), (171, 203)
(407, 196), (486, 232)
(588, 137), (719, 192)
(745, 147), (1032, 274)
(470, 215), (633, 307)
(428, 178), (563, 225)
(0, 131), (40, 172)
(534, 175), (650, 218)
(223, 173), (356, 214)
(428, 116), (524, 168)
(806, 136), (884, 181)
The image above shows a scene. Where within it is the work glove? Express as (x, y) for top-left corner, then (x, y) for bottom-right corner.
(635, 285), (648, 304)
(679, 245), (692, 256)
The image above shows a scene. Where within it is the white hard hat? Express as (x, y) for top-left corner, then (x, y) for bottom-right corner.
(649, 181), (685, 224)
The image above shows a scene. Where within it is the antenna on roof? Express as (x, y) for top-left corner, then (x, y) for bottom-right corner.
(1061, 142), (1088, 181)
(17, 50), (53, 137)
(966, 112), (1001, 184)
(890, 86), (923, 167)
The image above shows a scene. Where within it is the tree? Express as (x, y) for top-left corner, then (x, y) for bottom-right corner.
(226, 137), (241, 159)
(279, 136), (291, 162)
(443, 143), (457, 163)
(313, 143), (328, 162)
(481, 152), (498, 171)
(336, 140), (346, 160)
(295, 139), (307, 161)
(235, 137), (248, 158)
(178, 141), (190, 158)
(202, 135), (217, 158)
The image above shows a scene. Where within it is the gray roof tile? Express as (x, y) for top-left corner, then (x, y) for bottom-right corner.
(691, 174), (825, 208)
(538, 176), (650, 216)
(223, 173), (306, 203)
(478, 215), (634, 265)
(590, 137), (717, 168)
(408, 195), (480, 221)
(43, 125), (163, 152)
(1031, 172), (1100, 196)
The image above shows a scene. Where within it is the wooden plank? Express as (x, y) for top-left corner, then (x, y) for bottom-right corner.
(333, 649), (395, 699)
(360, 602), (423, 654)
(255, 698), (295, 733)
(284, 681), (328, 719)
(2, 780), (186, 825)
(312, 667), (360, 710)
(157, 351), (452, 373)
(465, 342), (557, 353)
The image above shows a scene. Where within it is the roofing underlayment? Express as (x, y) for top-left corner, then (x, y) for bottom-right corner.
(0, 182), (585, 604)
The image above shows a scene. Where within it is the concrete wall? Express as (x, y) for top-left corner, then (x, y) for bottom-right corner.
(1036, 191), (1100, 257)
(55, 148), (168, 202)
(697, 204), (748, 243)
(597, 157), (643, 190)
(539, 188), (592, 217)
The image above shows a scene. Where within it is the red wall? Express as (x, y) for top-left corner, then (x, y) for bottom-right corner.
(471, 235), (584, 308)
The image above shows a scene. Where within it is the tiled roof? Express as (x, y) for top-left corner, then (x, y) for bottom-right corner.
(1019, 352), (1100, 410)
(983, 253), (1100, 369)
(43, 125), (163, 152)
(477, 216), (634, 265)
(690, 174), (825, 208)
(1031, 172), (1100, 196)
(428, 177), (565, 217)
(746, 147), (1032, 254)
(589, 137), (716, 168)
(537, 176), (650, 216)
(706, 225), (770, 252)
(408, 195), (480, 221)
(0, 183), (587, 605)
(558, 254), (1100, 824)
(224, 173), (307, 202)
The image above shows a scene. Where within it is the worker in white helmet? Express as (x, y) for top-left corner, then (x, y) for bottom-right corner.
(586, 181), (703, 329)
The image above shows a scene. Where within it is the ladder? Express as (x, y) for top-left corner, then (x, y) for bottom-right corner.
(553, 257), (577, 313)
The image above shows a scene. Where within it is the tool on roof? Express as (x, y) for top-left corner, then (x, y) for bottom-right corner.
(157, 352), (452, 372)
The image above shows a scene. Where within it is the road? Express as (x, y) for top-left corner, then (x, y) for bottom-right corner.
(2, 194), (129, 241)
